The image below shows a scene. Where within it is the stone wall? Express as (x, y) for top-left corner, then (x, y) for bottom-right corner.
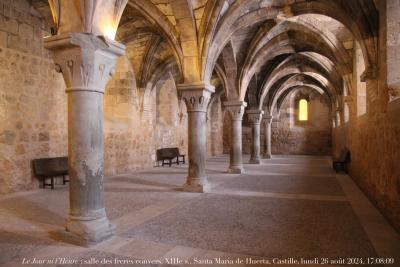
(103, 56), (155, 176)
(333, 100), (400, 232)
(386, 0), (400, 101)
(239, 88), (332, 156)
(0, 0), (194, 194)
(271, 88), (332, 155)
(222, 111), (231, 154)
(332, 18), (400, 231)
(207, 95), (224, 156)
(0, 0), (45, 56)
(0, 0), (67, 194)
(154, 77), (188, 156)
(332, 36), (400, 231)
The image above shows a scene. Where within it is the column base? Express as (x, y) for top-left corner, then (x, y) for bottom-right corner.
(227, 166), (244, 174)
(249, 158), (261, 164)
(263, 154), (272, 159)
(60, 216), (115, 247)
(183, 177), (210, 193)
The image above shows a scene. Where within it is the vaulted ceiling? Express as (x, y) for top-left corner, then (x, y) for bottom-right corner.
(32, 0), (379, 114)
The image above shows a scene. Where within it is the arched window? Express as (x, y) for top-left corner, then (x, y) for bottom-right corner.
(298, 99), (308, 121)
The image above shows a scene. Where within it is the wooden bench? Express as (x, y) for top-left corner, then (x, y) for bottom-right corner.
(156, 148), (185, 167)
(332, 148), (351, 173)
(32, 157), (69, 189)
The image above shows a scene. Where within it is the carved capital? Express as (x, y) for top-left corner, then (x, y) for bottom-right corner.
(44, 33), (125, 93)
(262, 115), (273, 125)
(224, 101), (247, 121)
(177, 82), (215, 112)
(247, 109), (264, 124)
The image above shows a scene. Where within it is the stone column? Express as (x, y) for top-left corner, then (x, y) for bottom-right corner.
(247, 109), (264, 164)
(262, 115), (273, 159)
(45, 33), (125, 246)
(224, 101), (247, 173)
(178, 82), (215, 193)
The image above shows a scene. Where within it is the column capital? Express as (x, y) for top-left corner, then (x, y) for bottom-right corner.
(224, 101), (247, 121)
(247, 109), (264, 124)
(177, 82), (215, 112)
(262, 115), (273, 124)
(44, 33), (125, 93)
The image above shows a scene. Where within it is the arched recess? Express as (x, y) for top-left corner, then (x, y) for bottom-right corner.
(258, 64), (340, 111)
(269, 77), (333, 116)
(214, 63), (229, 100)
(288, 0), (378, 77)
(240, 37), (346, 100)
(140, 57), (181, 117)
(269, 85), (333, 155)
(241, 17), (352, 81)
(126, 0), (184, 78)
(203, 0), (377, 87)
(260, 53), (342, 94)
(152, 70), (188, 153)
(206, 88), (225, 156)
(239, 20), (351, 101)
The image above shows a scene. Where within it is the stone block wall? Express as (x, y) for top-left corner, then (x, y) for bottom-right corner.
(222, 111), (231, 154)
(332, 12), (400, 231)
(103, 56), (155, 176)
(0, 0), (67, 194)
(270, 88), (332, 155)
(0, 0), (226, 194)
(0, 0), (45, 56)
(333, 100), (400, 232)
(154, 78), (188, 156)
(0, 48), (67, 193)
(386, 0), (400, 101)
(207, 95), (224, 156)
(239, 88), (332, 156)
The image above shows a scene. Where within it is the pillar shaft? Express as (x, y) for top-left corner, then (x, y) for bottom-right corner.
(45, 33), (125, 246)
(247, 110), (264, 164)
(263, 116), (273, 159)
(224, 101), (247, 173)
(178, 83), (215, 192)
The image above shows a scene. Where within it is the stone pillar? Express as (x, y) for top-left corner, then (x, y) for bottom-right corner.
(45, 33), (125, 246)
(263, 115), (273, 159)
(247, 109), (264, 164)
(224, 101), (247, 173)
(178, 82), (215, 193)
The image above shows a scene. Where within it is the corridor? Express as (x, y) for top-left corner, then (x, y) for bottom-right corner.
(0, 156), (399, 266)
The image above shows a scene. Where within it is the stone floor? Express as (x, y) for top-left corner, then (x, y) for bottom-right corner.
(0, 155), (399, 267)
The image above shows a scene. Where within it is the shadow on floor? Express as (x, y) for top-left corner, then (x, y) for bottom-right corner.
(105, 186), (183, 193)
(106, 176), (182, 189)
(0, 197), (66, 227)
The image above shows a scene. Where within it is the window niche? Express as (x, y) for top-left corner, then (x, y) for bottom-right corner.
(292, 91), (310, 126)
(299, 99), (308, 121)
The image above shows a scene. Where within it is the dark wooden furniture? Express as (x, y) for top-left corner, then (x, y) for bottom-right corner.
(156, 148), (185, 167)
(332, 148), (351, 173)
(32, 157), (69, 189)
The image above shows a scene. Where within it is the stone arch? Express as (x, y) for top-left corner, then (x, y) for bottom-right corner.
(288, 0), (378, 76)
(127, 0), (184, 76)
(269, 77), (331, 116)
(258, 64), (340, 111)
(239, 30), (348, 101)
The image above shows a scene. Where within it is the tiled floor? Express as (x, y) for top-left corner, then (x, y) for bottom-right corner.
(0, 155), (399, 267)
